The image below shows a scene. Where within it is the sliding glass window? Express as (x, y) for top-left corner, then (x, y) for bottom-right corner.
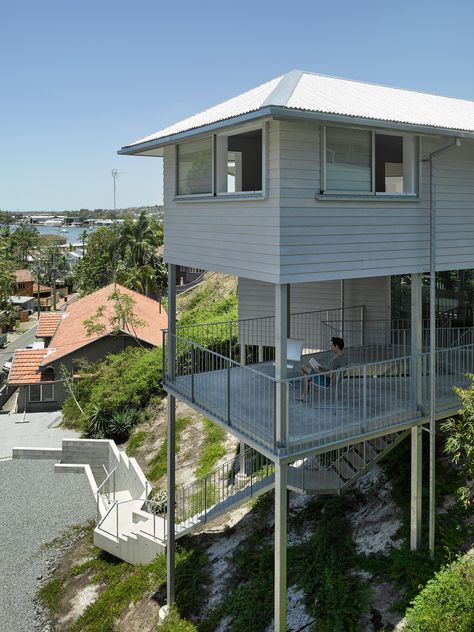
(177, 137), (213, 195)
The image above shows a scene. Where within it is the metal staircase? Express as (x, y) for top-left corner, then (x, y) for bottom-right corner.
(288, 429), (410, 494)
(94, 430), (410, 564)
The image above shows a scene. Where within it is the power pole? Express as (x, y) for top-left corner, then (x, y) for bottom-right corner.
(51, 253), (57, 311)
(112, 169), (119, 213)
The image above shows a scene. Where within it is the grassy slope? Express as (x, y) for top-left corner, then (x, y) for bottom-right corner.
(176, 272), (238, 325)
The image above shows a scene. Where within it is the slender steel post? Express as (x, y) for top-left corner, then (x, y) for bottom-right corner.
(426, 140), (460, 558)
(274, 461), (288, 632)
(411, 273), (423, 412)
(410, 426), (423, 550)
(167, 264), (177, 606)
(340, 279), (345, 339)
(410, 272), (423, 550)
(429, 156), (436, 558)
(275, 284), (289, 447)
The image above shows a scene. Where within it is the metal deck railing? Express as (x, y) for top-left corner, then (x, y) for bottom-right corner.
(163, 310), (474, 457)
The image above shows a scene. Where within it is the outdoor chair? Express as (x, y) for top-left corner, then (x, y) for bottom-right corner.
(272, 338), (304, 372)
(309, 367), (350, 413)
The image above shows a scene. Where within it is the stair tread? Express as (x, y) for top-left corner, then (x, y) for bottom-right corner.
(288, 465), (343, 491)
(344, 450), (366, 471)
(369, 437), (389, 451)
(332, 459), (356, 481)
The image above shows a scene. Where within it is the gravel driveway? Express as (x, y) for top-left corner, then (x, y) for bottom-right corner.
(0, 459), (95, 632)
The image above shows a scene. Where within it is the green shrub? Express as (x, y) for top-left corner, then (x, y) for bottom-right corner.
(159, 607), (198, 631)
(62, 347), (163, 432)
(404, 555), (474, 632)
(127, 430), (148, 456)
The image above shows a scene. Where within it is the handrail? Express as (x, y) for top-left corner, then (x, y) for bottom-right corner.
(170, 333), (278, 381)
(172, 305), (365, 333)
(96, 466), (117, 495)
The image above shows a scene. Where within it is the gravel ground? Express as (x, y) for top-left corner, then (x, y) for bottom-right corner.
(0, 459), (96, 632)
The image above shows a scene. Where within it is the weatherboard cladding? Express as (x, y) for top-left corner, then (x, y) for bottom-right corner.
(162, 121), (283, 283)
(122, 71), (474, 151)
(163, 116), (474, 283)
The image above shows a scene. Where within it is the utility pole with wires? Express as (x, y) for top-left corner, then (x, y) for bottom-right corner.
(112, 169), (119, 212)
(111, 169), (125, 213)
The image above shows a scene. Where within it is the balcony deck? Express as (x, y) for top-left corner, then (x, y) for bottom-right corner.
(163, 311), (474, 459)
(164, 345), (473, 459)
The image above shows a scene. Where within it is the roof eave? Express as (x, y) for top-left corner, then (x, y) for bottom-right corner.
(118, 105), (474, 157)
(270, 106), (474, 139)
(117, 107), (275, 156)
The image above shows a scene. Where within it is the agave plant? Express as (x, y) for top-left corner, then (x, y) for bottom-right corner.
(108, 408), (140, 443)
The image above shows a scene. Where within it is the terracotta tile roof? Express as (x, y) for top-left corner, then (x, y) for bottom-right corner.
(37, 313), (63, 338)
(40, 283), (168, 366)
(8, 349), (50, 385)
(14, 269), (33, 283)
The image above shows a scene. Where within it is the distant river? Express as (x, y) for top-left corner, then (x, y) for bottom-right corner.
(12, 224), (95, 247)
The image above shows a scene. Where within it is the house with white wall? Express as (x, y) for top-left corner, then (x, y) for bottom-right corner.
(119, 70), (474, 630)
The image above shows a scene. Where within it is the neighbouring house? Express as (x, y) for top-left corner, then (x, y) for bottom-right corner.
(9, 295), (36, 317)
(157, 246), (204, 286)
(14, 269), (34, 297)
(36, 312), (63, 347)
(7, 283), (167, 412)
(120, 70), (474, 630)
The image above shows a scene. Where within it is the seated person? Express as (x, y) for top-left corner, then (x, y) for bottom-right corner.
(296, 336), (347, 401)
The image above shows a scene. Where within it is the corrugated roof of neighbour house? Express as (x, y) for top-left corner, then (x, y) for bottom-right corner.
(120, 70), (474, 153)
(39, 283), (168, 366)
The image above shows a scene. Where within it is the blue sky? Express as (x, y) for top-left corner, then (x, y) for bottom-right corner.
(1, 0), (474, 212)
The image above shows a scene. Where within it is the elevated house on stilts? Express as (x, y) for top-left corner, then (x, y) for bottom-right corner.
(119, 70), (474, 630)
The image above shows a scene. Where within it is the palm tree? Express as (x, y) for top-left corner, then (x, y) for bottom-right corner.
(10, 225), (40, 264)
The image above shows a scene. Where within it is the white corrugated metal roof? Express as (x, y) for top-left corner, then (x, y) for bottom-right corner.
(122, 71), (474, 151)
(128, 75), (282, 147)
(287, 73), (474, 132)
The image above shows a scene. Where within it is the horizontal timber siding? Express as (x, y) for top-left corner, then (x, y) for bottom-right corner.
(238, 276), (389, 324)
(163, 115), (474, 284)
(163, 120), (282, 283)
(278, 121), (474, 283)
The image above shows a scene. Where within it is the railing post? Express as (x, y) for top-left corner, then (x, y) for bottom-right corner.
(229, 321), (233, 362)
(96, 493), (99, 522)
(362, 365), (367, 422)
(191, 346), (195, 403)
(162, 330), (166, 382)
(116, 502), (119, 540)
(204, 477), (208, 521)
(153, 511), (156, 541)
(227, 361), (231, 424)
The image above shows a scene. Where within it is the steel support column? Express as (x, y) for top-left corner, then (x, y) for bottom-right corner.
(410, 426), (422, 550)
(274, 284), (289, 632)
(411, 273), (423, 411)
(410, 272), (423, 550)
(274, 461), (288, 632)
(167, 264), (176, 607)
(427, 139), (460, 558)
(275, 284), (289, 447)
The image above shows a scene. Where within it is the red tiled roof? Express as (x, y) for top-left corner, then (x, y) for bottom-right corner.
(40, 284), (168, 366)
(14, 269), (33, 283)
(8, 349), (49, 385)
(37, 313), (63, 338)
